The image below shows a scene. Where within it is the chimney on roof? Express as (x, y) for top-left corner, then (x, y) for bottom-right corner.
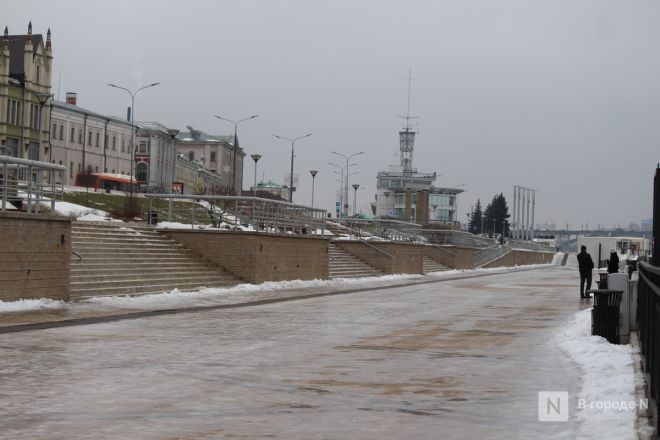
(66, 92), (77, 106)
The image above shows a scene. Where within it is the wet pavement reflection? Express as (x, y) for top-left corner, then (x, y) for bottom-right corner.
(0, 267), (586, 439)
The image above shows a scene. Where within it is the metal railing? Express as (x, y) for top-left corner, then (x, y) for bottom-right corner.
(422, 229), (496, 249)
(637, 261), (660, 433)
(0, 155), (66, 214)
(144, 194), (326, 236)
(474, 243), (512, 268)
(508, 239), (556, 253)
(330, 218), (425, 243)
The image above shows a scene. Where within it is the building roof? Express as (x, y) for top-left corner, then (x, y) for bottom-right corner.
(52, 100), (133, 127)
(5, 34), (45, 84)
(176, 130), (233, 144)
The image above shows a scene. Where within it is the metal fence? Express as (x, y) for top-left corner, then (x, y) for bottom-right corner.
(473, 243), (512, 268)
(508, 239), (556, 253)
(637, 262), (660, 433)
(422, 229), (496, 249)
(144, 194), (327, 235)
(0, 154), (65, 214)
(331, 218), (425, 243)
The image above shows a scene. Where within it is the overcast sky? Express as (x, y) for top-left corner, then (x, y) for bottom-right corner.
(7, 0), (660, 228)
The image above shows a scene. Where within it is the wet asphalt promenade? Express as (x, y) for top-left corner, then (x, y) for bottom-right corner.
(0, 266), (587, 439)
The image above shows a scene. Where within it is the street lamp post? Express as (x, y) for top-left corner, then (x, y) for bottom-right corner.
(251, 154), (262, 196)
(35, 93), (53, 185)
(274, 133), (312, 202)
(215, 114), (258, 195)
(352, 183), (360, 217)
(107, 82), (160, 196)
(309, 170), (318, 207)
(331, 151), (364, 216)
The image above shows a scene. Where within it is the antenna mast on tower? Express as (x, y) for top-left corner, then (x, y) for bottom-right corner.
(397, 70), (418, 173)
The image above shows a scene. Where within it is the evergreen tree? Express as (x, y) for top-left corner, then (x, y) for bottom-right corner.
(483, 193), (511, 239)
(469, 200), (483, 235)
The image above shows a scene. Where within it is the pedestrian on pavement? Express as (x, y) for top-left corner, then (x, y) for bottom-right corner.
(577, 245), (594, 299)
(607, 249), (619, 274)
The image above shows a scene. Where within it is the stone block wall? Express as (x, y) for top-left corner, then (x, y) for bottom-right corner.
(333, 241), (424, 274)
(162, 230), (329, 284)
(0, 213), (71, 301)
(423, 245), (475, 269)
(483, 249), (554, 268)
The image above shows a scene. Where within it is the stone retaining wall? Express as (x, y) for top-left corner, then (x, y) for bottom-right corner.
(162, 230), (329, 284)
(0, 212), (71, 302)
(332, 241), (424, 274)
(422, 245), (475, 269)
(483, 249), (554, 268)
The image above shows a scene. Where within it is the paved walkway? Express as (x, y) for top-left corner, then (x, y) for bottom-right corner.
(0, 266), (588, 439)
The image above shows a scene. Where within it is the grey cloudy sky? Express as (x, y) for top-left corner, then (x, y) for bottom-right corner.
(7, 0), (660, 228)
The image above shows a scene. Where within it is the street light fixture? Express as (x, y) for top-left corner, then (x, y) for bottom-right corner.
(274, 133), (312, 202)
(352, 183), (360, 217)
(309, 170), (318, 207)
(331, 151), (364, 216)
(107, 82), (160, 196)
(251, 154), (262, 197)
(215, 114), (258, 194)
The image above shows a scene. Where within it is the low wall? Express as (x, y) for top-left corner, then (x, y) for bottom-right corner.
(162, 230), (329, 284)
(423, 245), (475, 269)
(0, 212), (71, 302)
(332, 241), (423, 274)
(483, 249), (554, 268)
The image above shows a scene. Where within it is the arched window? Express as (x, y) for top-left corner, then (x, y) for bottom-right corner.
(136, 162), (148, 183)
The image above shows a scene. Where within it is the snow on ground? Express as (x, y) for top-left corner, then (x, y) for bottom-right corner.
(0, 298), (65, 313)
(0, 263), (556, 313)
(557, 309), (638, 440)
(551, 252), (565, 266)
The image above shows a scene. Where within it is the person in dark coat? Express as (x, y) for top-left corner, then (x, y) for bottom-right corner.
(607, 249), (619, 274)
(577, 245), (594, 299)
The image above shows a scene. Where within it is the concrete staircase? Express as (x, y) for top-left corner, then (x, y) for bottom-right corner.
(70, 222), (240, 299)
(328, 243), (384, 279)
(422, 256), (450, 273)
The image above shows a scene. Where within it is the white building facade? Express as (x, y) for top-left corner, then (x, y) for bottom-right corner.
(135, 122), (177, 192)
(50, 96), (133, 186)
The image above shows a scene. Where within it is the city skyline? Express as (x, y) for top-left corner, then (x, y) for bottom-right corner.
(4, 0), (659, 227)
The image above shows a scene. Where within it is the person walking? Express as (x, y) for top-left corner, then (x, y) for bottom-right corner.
(577, 245), (594, 299)
(607, 249), (620, 274)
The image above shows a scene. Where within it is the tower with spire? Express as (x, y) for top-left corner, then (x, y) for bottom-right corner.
(373, 71), (464, 226)
(0, 22), (53, 160)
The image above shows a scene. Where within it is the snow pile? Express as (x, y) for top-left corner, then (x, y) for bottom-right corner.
(551, 252), (565, 266)
(0, 298), (65, 312)
(84, 274), (427, 309)
(556, 309), (637, 439)
(77, 213), (123, 222)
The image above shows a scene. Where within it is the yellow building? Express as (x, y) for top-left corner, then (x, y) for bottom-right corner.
(0, 23), (53, 160)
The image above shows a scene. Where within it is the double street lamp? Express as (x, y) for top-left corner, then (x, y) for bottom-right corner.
(274, 133), (312, 202)
(107, 82), (160, 196)
(331, 151), (364, 216)
(215, 114), (258, 194)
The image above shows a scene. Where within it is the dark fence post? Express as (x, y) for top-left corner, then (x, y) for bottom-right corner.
(653, 164), (659, 266)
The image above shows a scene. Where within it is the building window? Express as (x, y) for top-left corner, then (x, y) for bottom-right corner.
(136, 162), (148, 182)
(188, 151), (194, 161)
(6, 99), (21, 126)
(139, 140), (148, 153)
(112, 136), (116, 150)
(5, 137), (18, 157)
(95, 166), (98, 173)
(88, 131), (92, 146)
(96, 133), (100, 147)
(70, 162), (74, 178)
(27, 142), (39, 161)
(52, 123), (57, 135)
(121, 140), (125, 152)
(78, 163), (82, 173)
(70, 127), (75, 142)
(78, 129), (83, 144)
(210, 151), (216, 162)
(59, 125), (64, 140)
